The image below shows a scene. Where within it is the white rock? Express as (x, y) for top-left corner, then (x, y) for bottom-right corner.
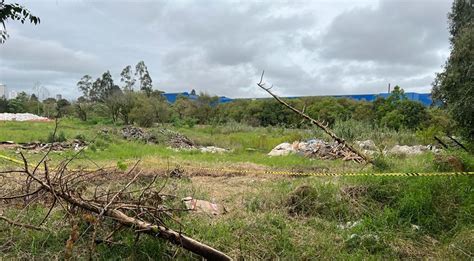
(200, 146), (228, 154)
(389, 145), (430, 155)
(355, 140), (377, 150)
(268, 142), (295, 156)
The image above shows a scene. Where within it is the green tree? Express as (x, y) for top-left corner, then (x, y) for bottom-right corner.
(432, 0), (473, 138)
(74, 96), (92, 121)
(0, 1), (40, 43)
(120, 65), (135, 92)
(135, 61), (153, 96)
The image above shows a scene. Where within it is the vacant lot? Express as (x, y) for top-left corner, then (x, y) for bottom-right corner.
(1, 119), (473, 259)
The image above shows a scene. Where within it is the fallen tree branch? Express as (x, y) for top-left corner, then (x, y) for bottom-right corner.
(257, 70), (372, 164)
(2, 153), (232, 260)
(0, 214), (46, 231)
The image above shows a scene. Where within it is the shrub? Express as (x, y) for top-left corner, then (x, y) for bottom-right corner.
(286, 184), (349, 221)
(46, 131), (67, 143)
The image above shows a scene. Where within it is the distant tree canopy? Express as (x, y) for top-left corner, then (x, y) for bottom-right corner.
(433, 0), (473, 138)
(0, 1), (40, 43)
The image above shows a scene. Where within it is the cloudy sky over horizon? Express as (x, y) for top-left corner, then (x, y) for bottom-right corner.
(0, 0), (452, 99)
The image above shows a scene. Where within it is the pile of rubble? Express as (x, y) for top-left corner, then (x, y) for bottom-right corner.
(159, 129), (195, 149)
(121, 126), (156, 143)
(268, 139), (364, 162)
(120, 126), (229, 153)
(0, 113), (50, 122)
(0, 140), (87, 152)
(269, 139), (442, 161)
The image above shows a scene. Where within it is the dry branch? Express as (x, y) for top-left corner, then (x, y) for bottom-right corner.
(257, 70), (372, 164)
(2, 152), (232, 260)
(0, 215), (46, 231)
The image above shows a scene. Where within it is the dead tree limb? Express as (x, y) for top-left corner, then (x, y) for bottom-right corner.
(0, 214), (46, 231)
(2, 154), (232, 261)
(257, 70), (372, 164)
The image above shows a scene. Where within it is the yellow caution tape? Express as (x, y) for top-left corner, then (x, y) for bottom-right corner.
(1, 153), (473, 177)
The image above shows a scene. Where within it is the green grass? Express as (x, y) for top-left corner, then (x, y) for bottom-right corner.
(1, 175), (472, 259)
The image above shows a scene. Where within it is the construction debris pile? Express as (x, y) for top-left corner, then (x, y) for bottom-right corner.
(121, 126), (157, 143)
(268, 139), (364, 162)
(269, 139), (442, 160)
(0, 113), (50, 121)
(0, 140), (87, 152)
(159, 129), (195, 149)
(121, 126), (228, 153)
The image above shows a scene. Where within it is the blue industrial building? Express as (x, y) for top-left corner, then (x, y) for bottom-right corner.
(162, 92), (433, 106)
(162, 92), (234, 104)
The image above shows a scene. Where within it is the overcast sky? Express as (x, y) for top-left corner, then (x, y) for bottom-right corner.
(0, 0), (452, 99)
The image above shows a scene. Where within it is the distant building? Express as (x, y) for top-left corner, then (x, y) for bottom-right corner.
(56, 94), (62, 100)
(0, 83), (6, 98)
(9, 90), (17, 99)
(162, 92), (233, 104)
(161, 91), (433, 106)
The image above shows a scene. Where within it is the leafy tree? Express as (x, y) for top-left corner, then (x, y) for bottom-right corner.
(118, 91), (135, 124)
(77, 75), (94, 100)
(56, 98), (71, 117)
(0, 1), (40, 43)
(135, 61), (153, 96)
(120, 65), (135, 92)
(104, 87), (123, 123)
(0, 96), (7, 112)
(173, 95), (197, 120)
(42, 98), (57, 118)
(432, 0), (473, 138)
(74, 96), (92, 121)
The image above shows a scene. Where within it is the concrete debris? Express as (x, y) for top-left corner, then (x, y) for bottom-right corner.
(0, 113), (50, 122)
(268, 139), (364, 162)
(337, 220), (361, 230)
(121, 126), (156, 143)
(388, 145), (431, 155)
(25, 140), (87, 152)
(355, 140), (378, 151)
(0, 140), (88, 152)
(411, 224), (421, 231)
(182, 197), (226, 216)
(200, 146), (229, 154)
(160, 129), (195, 149)
(267, 143), (294, 156)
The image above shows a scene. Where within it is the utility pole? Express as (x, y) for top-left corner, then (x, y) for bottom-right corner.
(388, 83), (391, 93)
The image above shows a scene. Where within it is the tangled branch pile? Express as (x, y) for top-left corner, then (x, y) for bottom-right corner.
(0, 152), (230, 260)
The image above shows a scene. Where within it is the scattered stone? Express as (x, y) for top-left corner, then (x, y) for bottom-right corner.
(388, 145), (430, 155)
(182, 197), (226, 215)
(0, 113), (50, 122)
(337, 220), (362, 230)
(200, 146), (229, 154)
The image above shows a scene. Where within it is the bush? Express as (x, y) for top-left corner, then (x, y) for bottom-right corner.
(46, 131), (67, 143)
(286, 184), (349, 221)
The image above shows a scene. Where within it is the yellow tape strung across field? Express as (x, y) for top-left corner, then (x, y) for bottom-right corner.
(1, 153), (473, 177)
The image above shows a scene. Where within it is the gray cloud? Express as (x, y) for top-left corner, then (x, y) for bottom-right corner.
(0, 0), (451, 99)
(319, 0), (450, 66)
